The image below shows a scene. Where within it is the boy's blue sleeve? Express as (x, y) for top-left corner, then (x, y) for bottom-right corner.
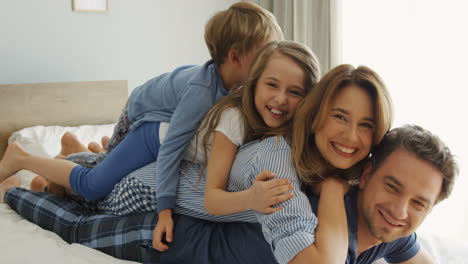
(154, 85), (215, 213)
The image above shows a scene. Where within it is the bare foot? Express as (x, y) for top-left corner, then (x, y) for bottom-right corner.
(0, 143), (28, 183)
(47, 182), (67, 196)
(60, 132), (89, 156)
(0, 175), (21, 203)
(88, 141), (105, 154)
(30, 175), (49, 192)
(101, 136), (110, 151)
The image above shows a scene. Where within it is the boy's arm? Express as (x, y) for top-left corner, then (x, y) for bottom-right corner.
(154, 86), (215, 213)
(151, 86), (215, 251)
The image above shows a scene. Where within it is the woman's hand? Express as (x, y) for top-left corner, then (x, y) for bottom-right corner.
(152, 209), (174, 251)
(247, 170), (294, 214)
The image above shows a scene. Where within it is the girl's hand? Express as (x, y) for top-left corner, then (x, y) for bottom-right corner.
(152, 209), (174, 251)
(248, 170), (294, 214)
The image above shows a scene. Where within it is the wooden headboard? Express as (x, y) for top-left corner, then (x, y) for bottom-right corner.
(0, 80), (128, 158)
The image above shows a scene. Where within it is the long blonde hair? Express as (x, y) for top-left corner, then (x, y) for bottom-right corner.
(292, 64), (393, 185)
(196, 40), (320, 175)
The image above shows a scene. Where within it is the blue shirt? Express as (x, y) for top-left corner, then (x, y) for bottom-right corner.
(126, 60), (228, 212)
(308, 187), (420, 264)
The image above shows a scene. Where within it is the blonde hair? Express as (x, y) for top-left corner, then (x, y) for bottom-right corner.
(204, 2), (283, 65)
(196, 41), (320, 175)
(292, 64), (393, 185)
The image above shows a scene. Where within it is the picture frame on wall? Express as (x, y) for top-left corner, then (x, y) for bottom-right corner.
(72, 0), (108, 12)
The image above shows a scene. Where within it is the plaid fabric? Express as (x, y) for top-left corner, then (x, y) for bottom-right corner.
(4, 188), (161, 264)
(106, 102), (131, 154)
(65, 152), (107, 168)
(97, 176), (157, 215)
(5, 188), (278, 264)
(65, 152), (158, 215)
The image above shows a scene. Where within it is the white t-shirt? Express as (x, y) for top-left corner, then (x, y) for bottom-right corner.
(159, 107), (245, 163)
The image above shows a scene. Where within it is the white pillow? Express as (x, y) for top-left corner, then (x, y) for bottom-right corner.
(8, 124), (115, 188)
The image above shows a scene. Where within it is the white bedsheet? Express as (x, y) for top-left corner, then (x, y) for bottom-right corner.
(1, 124), (138, 263)
(0, 204), (138, 264)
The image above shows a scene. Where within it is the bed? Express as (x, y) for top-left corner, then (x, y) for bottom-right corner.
(0, 80), (139, 264)
(1, 81), (467, 264)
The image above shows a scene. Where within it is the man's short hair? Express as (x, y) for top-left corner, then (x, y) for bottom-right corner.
(370, 125), (458, 203)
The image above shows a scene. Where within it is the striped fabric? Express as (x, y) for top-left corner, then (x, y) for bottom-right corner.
(227, 136), (318, 264)
(89, 160), (258, 222)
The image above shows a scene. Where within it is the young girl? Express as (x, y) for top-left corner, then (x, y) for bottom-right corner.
(105, 40), (320, 250)
(0, 0), (282, 221)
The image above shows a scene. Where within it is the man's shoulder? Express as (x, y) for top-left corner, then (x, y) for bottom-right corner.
(361, 233), (420, 264)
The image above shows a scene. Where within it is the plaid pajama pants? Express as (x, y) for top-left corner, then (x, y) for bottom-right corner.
(4, 188), (278, 264)
(4, 188), (160, 263)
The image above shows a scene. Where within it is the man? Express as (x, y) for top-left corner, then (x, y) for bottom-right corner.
(324, 124), (456, 263)
(159, 124), (457, 264)
(1, 125), (458, 263)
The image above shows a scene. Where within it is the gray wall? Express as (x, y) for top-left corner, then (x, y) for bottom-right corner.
(0, 0), (237, 94)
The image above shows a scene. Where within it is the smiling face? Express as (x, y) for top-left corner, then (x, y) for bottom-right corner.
(314, 85), (375, 169)
(358, 148), (443, 243)
(254, 52), (306, 128)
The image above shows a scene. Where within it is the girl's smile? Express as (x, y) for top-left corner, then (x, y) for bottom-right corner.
(254, 52), (306, 128)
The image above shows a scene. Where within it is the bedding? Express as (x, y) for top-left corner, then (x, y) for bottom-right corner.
(0, 124), (138, 264)
(8, 124), (115, 189)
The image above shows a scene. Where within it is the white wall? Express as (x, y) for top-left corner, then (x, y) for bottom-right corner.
(0, 0), (237, 93)
(342, 0), (468, 241)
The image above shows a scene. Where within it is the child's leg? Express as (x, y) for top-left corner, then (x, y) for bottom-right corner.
(31, 131), (97, 193)
(69, 122), (161, 200)
(0, 142), (77, 188)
